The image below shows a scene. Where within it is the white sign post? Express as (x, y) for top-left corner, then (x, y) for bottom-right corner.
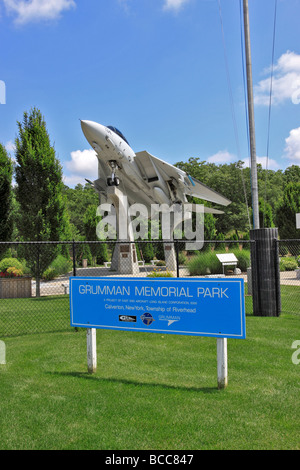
(296, 213), (300, 230)
(0, 340), (6, 365)
(217, 338), (228, 389)
(87, 328), (97, 374)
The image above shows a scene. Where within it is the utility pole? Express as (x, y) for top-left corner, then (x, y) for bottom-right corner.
(243, 0), (260, 229)
(242, 0), (280, 317)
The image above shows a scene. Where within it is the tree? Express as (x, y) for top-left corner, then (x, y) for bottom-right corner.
(83, 204), (108, 265)
(15, 107), (70, 295)
(0, 143), (13, 257)
(63, 183), (99, 238)
(203, 213), (216, 251)
(284, 165), (300, 185)
(259, 197), (274, 228)
(175, 158), (252, 235)
(215, 232), (226, 251)
(276, 182), (300, 240)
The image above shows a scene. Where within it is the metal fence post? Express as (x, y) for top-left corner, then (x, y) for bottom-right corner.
(175, 240), (180, 278)
(36, 244), (40, 298)
(72, 240), (76, 277)
(274, 238), (281, 316)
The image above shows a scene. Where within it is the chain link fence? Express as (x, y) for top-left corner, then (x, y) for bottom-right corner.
(0, 239), (299, 337)
(277, 239), (300, 316)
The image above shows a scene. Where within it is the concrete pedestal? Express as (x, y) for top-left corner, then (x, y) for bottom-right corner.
(107, 186), (140, 275)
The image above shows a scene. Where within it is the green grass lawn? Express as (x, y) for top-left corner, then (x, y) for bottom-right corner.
(0, 301), (299, 449)
(0, 295), (70, 337)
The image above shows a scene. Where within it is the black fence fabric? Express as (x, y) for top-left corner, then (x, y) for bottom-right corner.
(0, 239), (298, 337)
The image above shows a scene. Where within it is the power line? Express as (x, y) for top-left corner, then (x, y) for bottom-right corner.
(217, 0), (251, 230)
(263, 0), (278, 228)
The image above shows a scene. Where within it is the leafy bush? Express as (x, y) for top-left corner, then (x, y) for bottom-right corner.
(155, 260), (166, 266)
(0, 267), (23, 278)
(50, 255), (72, 275)
(188, 251), (221, 276)
(42, 267), (58, 281)
(42, 255), (72, 281)
(147, 271), (173, 277)
(279, 245), (288, 256)
(76, 243), (92, 266)
(96, 244), (109, 265)
(232, 249), (251, 272)
(0, 258), (23, 273)
(178, 252), (187, 265)
(141, 243), (154, 263)
(280, 258), (298, 271)
(187, 249), (251, 276)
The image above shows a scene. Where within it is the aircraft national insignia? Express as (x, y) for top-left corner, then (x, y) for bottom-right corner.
(140, 312), (155, 326)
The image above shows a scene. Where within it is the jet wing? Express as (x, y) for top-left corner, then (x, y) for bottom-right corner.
(135, 151), (231, 207)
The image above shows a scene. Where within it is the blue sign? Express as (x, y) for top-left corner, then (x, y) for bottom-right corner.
(70, 277), (246, 339)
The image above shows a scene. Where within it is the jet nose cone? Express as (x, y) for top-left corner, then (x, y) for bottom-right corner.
(80, 119), (97, 136)
(80, 120), (107, 149)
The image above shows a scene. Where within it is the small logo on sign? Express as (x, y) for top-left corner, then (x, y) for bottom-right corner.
(140, 312), (155, 326)
(119, 315), (137, 323)
(159, 315), (180, 326)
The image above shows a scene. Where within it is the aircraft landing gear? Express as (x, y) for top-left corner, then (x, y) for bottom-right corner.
(107, 161), (120, 186)
(107, 176), (120, 186)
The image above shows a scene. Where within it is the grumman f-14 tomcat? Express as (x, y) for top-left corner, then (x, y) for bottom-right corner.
(81, 120), (231, 214)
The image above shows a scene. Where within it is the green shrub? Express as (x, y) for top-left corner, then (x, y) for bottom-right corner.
(42, 267), (58, 281)
(50, 254), (72, 275)
(141, 243), (154, 263)
(76, 244), (92, 266)
(5, 267), (23, 277)
(188, 251), (221, 276)
(42, 255), (72, 280)
(147, 271), (173, 277)
(187, 249), (251, 275)
(280, 258), (298, 271)
(0, 258), (23, 273)
(156, 260), (166, 266)
(232, 249), (251, 272)
(279, 245), (288, 256)
(178, 252), (187, 265)
(96, 243), (109, 265)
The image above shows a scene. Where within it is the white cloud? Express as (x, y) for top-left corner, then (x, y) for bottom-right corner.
(242, 156), (280, 170)
(255, 51), (300, 106)
(64, 149), (98, 187)
(207, 150), (235, 164)
(163, 0), (191, 12)
(206, 150), (280, 170)
(5, 140), (16, 153)
(283, 127), (300, 162)
(2, 0), (76, 24)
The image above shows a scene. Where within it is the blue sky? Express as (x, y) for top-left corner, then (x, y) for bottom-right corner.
(0, 0), (300, 187)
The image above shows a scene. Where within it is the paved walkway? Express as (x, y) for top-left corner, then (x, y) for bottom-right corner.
(30, 267), (299, 297)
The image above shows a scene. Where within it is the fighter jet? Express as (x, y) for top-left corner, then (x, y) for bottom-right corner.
(80, 120), (231, 214)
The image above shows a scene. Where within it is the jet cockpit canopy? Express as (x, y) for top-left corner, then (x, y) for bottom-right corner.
(107, 126), (130, 146)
